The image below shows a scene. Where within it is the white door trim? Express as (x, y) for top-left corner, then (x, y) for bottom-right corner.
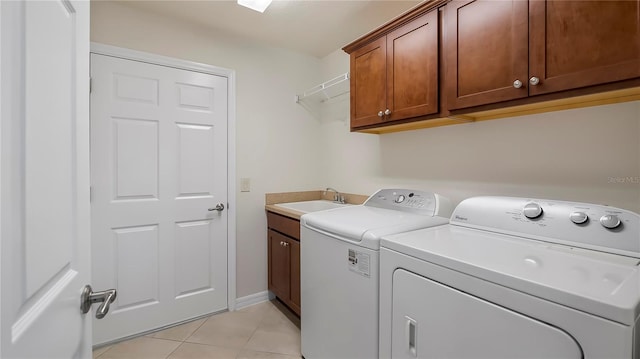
(90, 43), (237, 311)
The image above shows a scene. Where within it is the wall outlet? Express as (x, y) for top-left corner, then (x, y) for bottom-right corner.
(240, 178), (251, 192)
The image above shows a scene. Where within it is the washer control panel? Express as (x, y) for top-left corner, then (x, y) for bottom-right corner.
(518, 201), (625, 231)
(364, 189), (452, 217)
(451, 196), (640, 257)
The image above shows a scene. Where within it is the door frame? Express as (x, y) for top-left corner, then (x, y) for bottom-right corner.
(89, 43), (237, 311)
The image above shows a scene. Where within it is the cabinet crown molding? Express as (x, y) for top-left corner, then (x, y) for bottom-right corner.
(342, 0), (448, 54)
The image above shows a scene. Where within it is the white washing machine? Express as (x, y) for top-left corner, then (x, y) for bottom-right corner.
(300, 188), (452, 359)
(380, 196), (640, 359)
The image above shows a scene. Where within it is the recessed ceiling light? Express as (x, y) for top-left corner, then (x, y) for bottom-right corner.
(237, 0), (273, 13)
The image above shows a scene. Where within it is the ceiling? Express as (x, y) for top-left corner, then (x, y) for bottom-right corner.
(114, 0), (423, 58)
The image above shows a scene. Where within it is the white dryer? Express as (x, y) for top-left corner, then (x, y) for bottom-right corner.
(380, 196), (640, 359)
(301, 189), (452, 359)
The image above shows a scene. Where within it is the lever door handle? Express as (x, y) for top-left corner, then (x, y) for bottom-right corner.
(208, 203), (225, 212)
(81, 285), (117, 319)
(209, 203), (224, 212)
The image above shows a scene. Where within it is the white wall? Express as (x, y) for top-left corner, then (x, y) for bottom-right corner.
(91, 1), (325, 298)
(320, 50), (640, 213)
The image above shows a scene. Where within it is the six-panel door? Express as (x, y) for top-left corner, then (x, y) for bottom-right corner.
(90, 53), (229, 344)
(1, 1), (92, 357)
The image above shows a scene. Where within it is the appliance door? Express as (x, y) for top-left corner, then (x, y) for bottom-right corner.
(301, 226), (379, 359)
(391, 269), (582, 359)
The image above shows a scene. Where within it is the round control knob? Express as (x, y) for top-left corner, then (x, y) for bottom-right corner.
(513, 79), (523, 89)
(570, 212), (589, 224)
(395, 195), (406, 204)
(600, 214), (621, 229)
(523, 202), (543, 219)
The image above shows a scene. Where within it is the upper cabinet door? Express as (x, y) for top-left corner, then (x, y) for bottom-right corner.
(386, 10), (439, 121)
(446, 0), (529, 110)
(529, 0), (640, 96)
(350, 37), (387, 128)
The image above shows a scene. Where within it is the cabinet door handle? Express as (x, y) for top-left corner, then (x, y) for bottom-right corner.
(513, 79), (523, 89)
(283, 242), (289, 247)
(529, 77), (540, 86)
(378, 111), (384, 117)
(384, 109), (392, 116)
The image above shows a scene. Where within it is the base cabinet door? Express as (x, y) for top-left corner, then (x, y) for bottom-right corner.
(268, 230), (290, 301)
(289, 240), (301, 314)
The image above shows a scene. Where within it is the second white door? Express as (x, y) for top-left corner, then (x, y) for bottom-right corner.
(90, 53), (229, 344)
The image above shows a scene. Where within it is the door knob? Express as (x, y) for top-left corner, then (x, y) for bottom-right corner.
(80, 285), (117, 319)
(208, 203), (225, 212)
(378, 111), (384, 117)
(513, 79), (523, 89)
(384, 109), (391, 116)
(529, 77), (540, 86)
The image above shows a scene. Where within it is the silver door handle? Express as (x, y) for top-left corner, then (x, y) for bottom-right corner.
(81, 285), (117, 319)
(208, 203), (225, 212)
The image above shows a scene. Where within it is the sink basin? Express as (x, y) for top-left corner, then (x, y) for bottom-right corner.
(274, 200), (351, 214)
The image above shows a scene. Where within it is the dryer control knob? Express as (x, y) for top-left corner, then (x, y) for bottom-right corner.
(570, 212), (589, 224)
(523, 202), (543, 219)
(600, 214), (621, 229)
(395, 195), (406, 204)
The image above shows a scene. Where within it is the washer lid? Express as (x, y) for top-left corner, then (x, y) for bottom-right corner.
(381, 225), (640, 325)
(301, 205), (448, 250)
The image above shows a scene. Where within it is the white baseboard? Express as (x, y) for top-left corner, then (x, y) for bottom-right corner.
(234, 291), (273, 310)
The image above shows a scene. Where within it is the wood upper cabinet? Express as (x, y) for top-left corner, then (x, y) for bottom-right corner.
(351, 37), (387, 128)
(445, 0), (528, 109)
(447, 0), (640, 110)
(529, 0), (640, 96)
(348, 8), (439, 129)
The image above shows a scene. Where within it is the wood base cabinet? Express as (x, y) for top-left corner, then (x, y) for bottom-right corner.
(267, 213), (300, 315)
(446, 0), (640, 110)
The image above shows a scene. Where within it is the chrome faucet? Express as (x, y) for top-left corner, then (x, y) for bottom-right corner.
(325, 187), (345, 204)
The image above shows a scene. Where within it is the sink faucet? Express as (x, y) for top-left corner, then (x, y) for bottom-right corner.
(325, 187), (345, 204)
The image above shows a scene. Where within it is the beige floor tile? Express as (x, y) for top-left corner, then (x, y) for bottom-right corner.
(257, 307), (299, 335)
(185, 311), (262, 348)
(92, 345), (112, 358)
(237, 349), (301, 359)
(149, 318), (207, 341)
(167, 342), (239, 359)
(99, 337), (181, 359)
(243, 329), (301, 356)
(237, 300), (275, 316)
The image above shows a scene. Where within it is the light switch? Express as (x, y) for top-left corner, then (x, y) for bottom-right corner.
(240, 178), (251, 192)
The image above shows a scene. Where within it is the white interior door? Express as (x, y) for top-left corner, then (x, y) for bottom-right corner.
(0, 0), (92, 357)
(90, 53), (229, 344)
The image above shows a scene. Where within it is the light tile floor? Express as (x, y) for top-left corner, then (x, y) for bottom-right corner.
(93, 300), (301, 359)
